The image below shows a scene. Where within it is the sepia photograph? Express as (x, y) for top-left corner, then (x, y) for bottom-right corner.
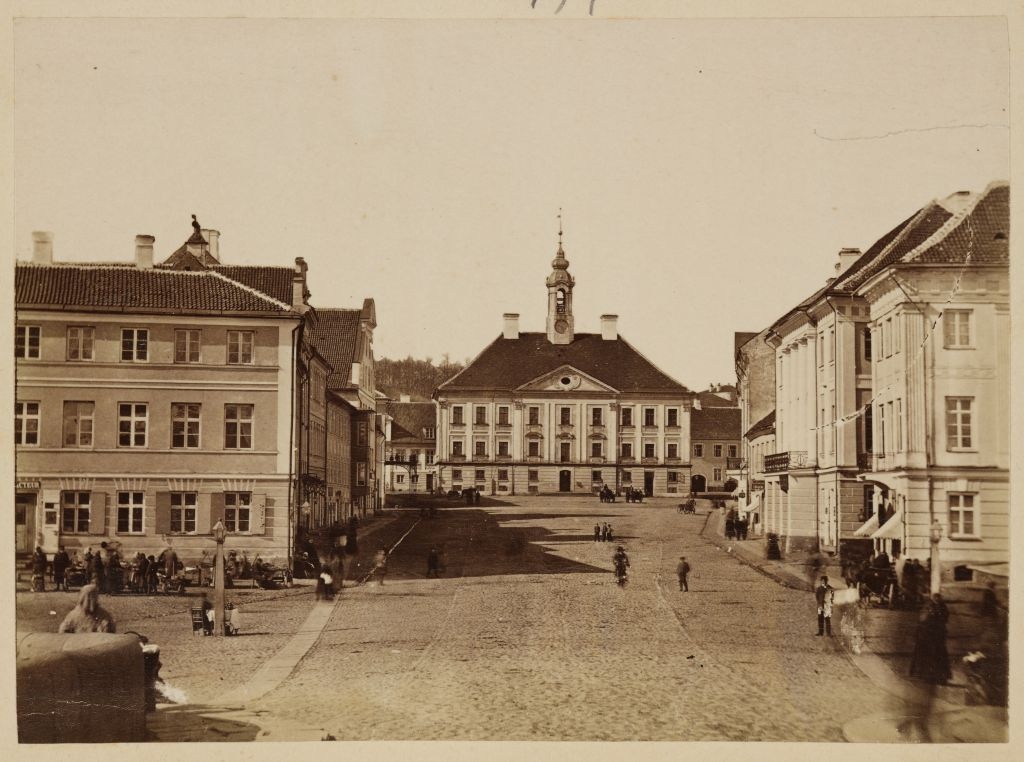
(6, 0), (1016, 750)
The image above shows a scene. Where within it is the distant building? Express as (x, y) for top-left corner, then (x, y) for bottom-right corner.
(383, 396), (438, 495)
(735, 328), (776, 532)
(435, 235), (693, 496)
(689, 406), (741, 493)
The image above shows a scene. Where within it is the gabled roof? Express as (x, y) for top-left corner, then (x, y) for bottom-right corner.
(690, 406), (741, 440)
(211, 266), (295, 306)
(745, 410), (776, 440)
(15, 265), (293, 314)
(388, 401), (437, 441)
(305, 308), (363, 391)
(162, 246), (219, 269)
(436, 333), (689, 394)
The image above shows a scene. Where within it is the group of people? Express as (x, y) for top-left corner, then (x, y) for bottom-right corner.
(30, 543), (189, 595)
(623, 488), (645, 503)
(724, 508), (749, 540)
(593, 522), (615, 543)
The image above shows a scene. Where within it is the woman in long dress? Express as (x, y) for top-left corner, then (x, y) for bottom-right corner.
(58, 583), (116, 634)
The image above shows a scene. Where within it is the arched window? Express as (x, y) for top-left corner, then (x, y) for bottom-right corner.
(555, 289), (566, 314)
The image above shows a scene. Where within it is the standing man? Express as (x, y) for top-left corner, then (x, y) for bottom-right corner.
(676, 556), (691, 592)
(593, 523), (601, 543)
(373, 547), (388, 586)
(815, 575), (835, 636)
(427, 546), (441, 578)
(52, 546), (71, 592)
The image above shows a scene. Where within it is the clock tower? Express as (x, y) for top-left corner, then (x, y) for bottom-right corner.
(545, 216), (575, 345)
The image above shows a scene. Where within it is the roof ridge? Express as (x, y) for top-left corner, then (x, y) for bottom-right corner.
(900, 184), (995, 265)
(833, 200), (937, 290)
(207, 270), (291, 311)
(614, 335), (691, 393)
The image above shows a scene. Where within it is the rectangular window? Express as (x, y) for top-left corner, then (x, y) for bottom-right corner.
(667, 408), (679, 427)
(171, 403), (201, 448)
(644, 408), (656, 427)
(592, 470), (602, 482)
(424, 426), (436, 439)
(713, 468), (723, 481)
(117, 402), (148, 447)
(224, 404), (254, 449)
(116, 491), (144, 534)
(527, 440), (540, 457)
(818, 333), (825, 366)
(644, 442), (655, 458)
(170, 492), (197, 534)
(877, 402), (886, 455)
(396, 474), (405, 484)
(63, 401), (94, 447)
(528, 406), (540, 425)
(592, 407), (603, 426)
(497, 440), (509, 456)
(560, 442), (571, 462)
(948, 493), (978, 538)
(498, 469), (509, 481)
(227, 330), (254, 365)
(497, 406), (509, 425)
(452, 469), (462, 480)
(728, 445), (738, 458)
(864, 404), (874, 452)
(475, 469), (485, 481)
(622, 471), (632, 483)
(892, 315), (901, 353)
(693, 443), (704, 457)
(668, 471), (678, 483)
(475, 406), (487, 425)
(829, 329), (836, 362)
(15, 401), (40, 446)
(560, 407), (572, 425)
(591, 442), (602, 458)
(621, 442), (633, 458)
(67, 326), (95, 361)
(945, 397), (973, 450)
(357, 462), (367, 486)
(882, 318), (892, 357)
(475, 440), (486, 456)
(528, 469), (539, 482)
(713, 444), (723, 458)
(16, 325), (41, 359)
(120, 328), (149, 362)
(621, 408), (633, 426)
(357, 421), (368, 446)
(864, 327), (873, 362)
(895, 399), (903, 452)
(943, 310), (972, 348)
(667, 443), (678, 459)
(61, 491), (90, 533)
(225, 492), (251, 533)
(426, 451), (434, 464)
(452, 440), (464, 456)
(174, 329), (202, 363)
(452, 406), (464, 425)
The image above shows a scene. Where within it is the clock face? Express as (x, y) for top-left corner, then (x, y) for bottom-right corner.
(555, 320), (569, 334)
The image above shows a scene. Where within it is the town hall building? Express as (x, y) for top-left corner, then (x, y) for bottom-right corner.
(434, 235), (693, 496)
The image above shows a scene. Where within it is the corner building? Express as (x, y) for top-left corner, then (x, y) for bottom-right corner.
(434, 240), (693, 496)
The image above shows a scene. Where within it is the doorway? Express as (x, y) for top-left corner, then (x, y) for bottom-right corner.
(644, 471), (655, 497)
(691, 474), (706, 494)
(426, 474), (434, 493)
(559, 470), (571, 492)
(15, 493), (35, 554)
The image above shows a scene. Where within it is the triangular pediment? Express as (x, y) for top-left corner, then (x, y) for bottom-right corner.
(516, 364), (619, 394)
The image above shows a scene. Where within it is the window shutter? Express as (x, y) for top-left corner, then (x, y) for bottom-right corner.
(251, 494), (267, 535)
(155, 492), (172, 535)
(210, 492), (225, 531)
(197, 492), (212, 535)
(90, 492), (107, 534)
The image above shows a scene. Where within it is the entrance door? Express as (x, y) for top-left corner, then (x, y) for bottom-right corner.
(644, 471), (655, 497)
(15, 493), (34, 553)
(559, 470), (572, 492)
(691, 474), (706, 494)
(426, 474), (434, 493)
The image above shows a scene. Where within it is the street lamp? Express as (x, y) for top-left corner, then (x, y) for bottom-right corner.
(212, 520), (226, 637)
(929, 518), (943, 595)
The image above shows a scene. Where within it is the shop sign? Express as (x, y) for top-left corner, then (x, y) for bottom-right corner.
(16, 480), (41, 490)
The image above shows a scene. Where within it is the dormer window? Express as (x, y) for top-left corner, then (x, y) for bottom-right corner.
(555, 289), (566, 314)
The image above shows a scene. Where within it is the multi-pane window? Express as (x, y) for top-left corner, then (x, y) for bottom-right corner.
(728, 445), (738, 458)
(170, 492), (198, 534)
(452, 406), (465, 425)
(67, 326), (94, 361)
(171, 403), (201, 448)
(945, 397), (973, 450)
(560, 442), (571, 462)
(16, 325), (41, 359)
(713, 468), (723, 481)
(693, 443), (704, 457)
(475, 469), (485, 481)
(117, 491), (144, 534)
(452, 440), (464, 456)
(621, 471), (632, 483)
(644, 408), (656, 427)
(592, 470), (602, 482)
(560, 407), (572, 425)
(943, 310), (972, 348)
(591, 442), (603, 458)
(528, 406), (539, 425)
(498, 469), (509, 481)
(225, 492), (251, 533)
(527, 440), (540, 457)
(174, 329), (202, 363)
(224, 404), (254, 449)
(425, 452), (434, 464)
(621, 408), (633, 426)
(357, 462), (367, 486)
(452, 469), (463, 480)
(121, 328), (149, 362)
(475, 440), (487, 456)
(118, 403), (148, 447)
(498, 407), (509, 425)
(948, 493), (978, 538)
(592, 408), (603, 425)
(15, 401), (40, 446)
(667, 443), (679, 459)
(424, 426), (436, 439)
(863, 327), (873, 361)
(497, 440), (510, 456)
(713, 444), (723, 458)
(357, 421), (368, 446)
(667, 408), (679, 427)
(396, 474), (405, 484)
(61, 491), (90, 533)
(528, 469), (539, 481)
(475, 406), (487, 425)
(621, 443), (633, 458)
(668, 471), (678, 483)
(644, 442), (656, 458)
(63, 401), (94, 447)
(227, 330), (254, 365)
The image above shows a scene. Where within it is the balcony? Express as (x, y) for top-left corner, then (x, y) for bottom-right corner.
(763, 450), (808, 473)
(726, 457), (745, 470)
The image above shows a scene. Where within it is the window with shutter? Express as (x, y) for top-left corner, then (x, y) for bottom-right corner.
(155, 492), (172, 535)
(196, 492), (213, 535)
(210, 492), (226, 532)
(90, 492), (107, 534)
(250, 494), (267, 534)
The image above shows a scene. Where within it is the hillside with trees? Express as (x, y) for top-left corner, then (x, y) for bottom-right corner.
(376, 355), (465, 401)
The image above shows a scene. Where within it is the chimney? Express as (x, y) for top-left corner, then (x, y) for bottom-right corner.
(399, 394), (411, 403)
(503, 313), (520, 340)
(293, 257), (309, 310)
(135, 234), (155, 269)
(202, 229), (220, 262)
(835, 247), (861, 277)
(32, 231), (53, 265)
(600, 314), (618, 341)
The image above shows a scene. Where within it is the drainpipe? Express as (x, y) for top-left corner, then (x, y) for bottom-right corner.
(825, 297), (843, 558)
(286, 321), (301, 573)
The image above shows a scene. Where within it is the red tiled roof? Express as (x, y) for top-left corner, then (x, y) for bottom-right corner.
(387, 401), (437, 441)
(305, 308), (362, 390)
(212, 266), (295, 306)
(15, 265), (293, 314)
(437, 333), (689, 394)
(910, 182), (1008, 266)
(690, 406), (741, 440)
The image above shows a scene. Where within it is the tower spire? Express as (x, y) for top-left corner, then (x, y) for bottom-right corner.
(557, 208), (563, 253)
(546, 209), (575, 345)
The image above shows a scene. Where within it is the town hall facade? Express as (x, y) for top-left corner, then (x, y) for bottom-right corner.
(434, 238), (694, 496)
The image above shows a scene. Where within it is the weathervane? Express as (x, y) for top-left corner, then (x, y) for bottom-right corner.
(557, 208), (563, 248)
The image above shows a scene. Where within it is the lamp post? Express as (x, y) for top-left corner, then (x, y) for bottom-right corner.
(212, 520), (226, 637)
(929, 518), (943, 595)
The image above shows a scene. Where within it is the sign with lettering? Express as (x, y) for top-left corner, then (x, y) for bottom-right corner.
(16, 480), (41, 490)
(751, 480), (765, 491)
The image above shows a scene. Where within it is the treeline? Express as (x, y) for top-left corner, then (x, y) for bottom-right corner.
(376, 355), (465, 400)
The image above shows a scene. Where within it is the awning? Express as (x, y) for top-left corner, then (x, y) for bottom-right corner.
(853, 512), (880, 537)
(871, 507), (904, 540)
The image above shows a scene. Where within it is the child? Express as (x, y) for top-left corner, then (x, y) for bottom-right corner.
(316, 564), (334, 601)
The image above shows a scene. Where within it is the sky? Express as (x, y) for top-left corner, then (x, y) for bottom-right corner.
(12, 15), (1010, 391)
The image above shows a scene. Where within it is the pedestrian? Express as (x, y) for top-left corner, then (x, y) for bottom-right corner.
(601, 523), (609, 542)
(52, 546), (70, 592)
(89, 547), (106, 593)
(909, 593), (952, 685)
(58, 583), (116, 634)
(146, 555), (159, 593)
(198, 592), (215, 634)
(427, 546), (441, 578)
(473, 488), (481, 505)
(136, 552), (150, 594)
(676, 556), (691, 592)
(594, 523), (601, 542)
(31, 546), (47, 592)
(815, 575), (835, 636)
(607, 525), (614, 543)
(316, 564), (334, 601)
(373, 547), (388, 586)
